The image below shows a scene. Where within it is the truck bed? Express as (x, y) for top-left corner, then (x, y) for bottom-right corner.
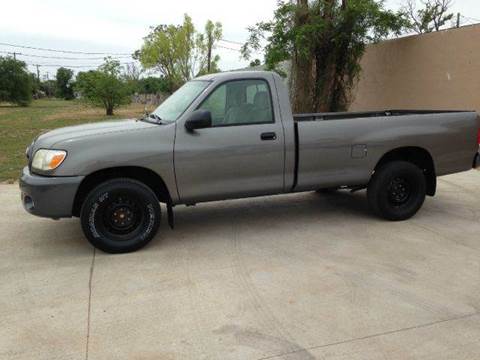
(291, 109), (479, 192)
(294, 109), (473, 122)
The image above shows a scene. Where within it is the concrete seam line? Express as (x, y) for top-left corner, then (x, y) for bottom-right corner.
(85, 248), (96, 360)
(255, 311), (480, 360)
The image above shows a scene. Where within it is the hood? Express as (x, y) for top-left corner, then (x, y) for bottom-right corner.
(34, 119), (158, 149)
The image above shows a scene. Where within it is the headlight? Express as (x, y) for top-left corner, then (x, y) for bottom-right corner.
(31, 149), (67, 171)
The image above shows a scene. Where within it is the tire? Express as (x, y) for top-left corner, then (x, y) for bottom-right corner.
(80, 178), (161, 253)
(367, 161), (426, 221)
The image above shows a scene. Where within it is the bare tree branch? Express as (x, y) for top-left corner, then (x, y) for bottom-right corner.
(404, 0), (454, 34)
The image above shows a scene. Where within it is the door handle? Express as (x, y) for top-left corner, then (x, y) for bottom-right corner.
(261, 132), (277, 141)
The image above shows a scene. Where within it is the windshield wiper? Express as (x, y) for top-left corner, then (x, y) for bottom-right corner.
(148, 113), (165, 124)
(139, 113), (166, 125)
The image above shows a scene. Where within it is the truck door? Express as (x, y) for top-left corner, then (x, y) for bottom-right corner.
(174, 78), (285, 204)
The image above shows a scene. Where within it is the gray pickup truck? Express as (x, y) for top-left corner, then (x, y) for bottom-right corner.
(20, 71), (480, 253)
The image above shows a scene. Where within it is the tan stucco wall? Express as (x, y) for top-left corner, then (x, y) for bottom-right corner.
(350, 24), (480, 112)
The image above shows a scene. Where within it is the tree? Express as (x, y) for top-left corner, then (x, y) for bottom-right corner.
(404, 0), (454, 34)
(122, 62), (143, 95)
(136, 14), (222, 90)
(249, 59), (262, 67)
(137, 76), (171, 94)
(30, 73), (40, 98)
(0, 56), (32, 106)
(40, 80), (57, 97)
(75, 58), (131, 116)
(56, 67), (75, 100)
(199, 20), (223, 74)
(124, 62), (142, 82)
(242, 0), (407, 113)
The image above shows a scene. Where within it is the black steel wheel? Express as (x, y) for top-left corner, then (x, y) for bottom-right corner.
(80, 178), (161, 253)
(368, 161), (426, 221)
(387, 177), (412, 206)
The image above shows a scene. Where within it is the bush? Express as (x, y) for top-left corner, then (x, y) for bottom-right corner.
(0, 56), (33, 106)
(137, 77), (171, 94)
(56, 67), (75, 100)
(75, 59), (131, 116)
(39, 80), (57, 98)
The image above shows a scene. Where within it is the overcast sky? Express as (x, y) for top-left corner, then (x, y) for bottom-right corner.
(1, 0), (479, 78)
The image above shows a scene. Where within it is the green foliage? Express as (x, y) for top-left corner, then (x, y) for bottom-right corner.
(242, 0), (408, 113)
(30, 73), (40, 97)
(137, 76), (171, 94)
(0, 56), (33, 106)
(39, 80), (57, 97)
(75, 58), (131, 115)
(136, 14), (222, 89)
(122, 62), (143, 95)
(249, 59), (262, 67)
(197, 20), (223, 74)
(404, 0), (454, 34)
(55, 67), (75, 100)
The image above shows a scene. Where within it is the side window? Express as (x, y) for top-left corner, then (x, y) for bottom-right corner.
(199, 84), (226, 126)
(198, 79), (274, 127)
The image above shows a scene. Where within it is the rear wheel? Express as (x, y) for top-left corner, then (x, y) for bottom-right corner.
(368, 161), (426, 221)
(80, 178), (161, 253)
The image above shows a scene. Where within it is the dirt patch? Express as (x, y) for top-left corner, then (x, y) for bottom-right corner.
(0, 105), (17, 116)
(43, 106), (103, 121)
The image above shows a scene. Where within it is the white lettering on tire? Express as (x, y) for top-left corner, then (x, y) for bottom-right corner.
(141, 204), (156, 240)
(98, 192), (109, 203)
(89, 192), (109, 239)
(88, 203), (100, 239)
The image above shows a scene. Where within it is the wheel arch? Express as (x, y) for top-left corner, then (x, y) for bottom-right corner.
(72, 166), (172, 217)
(374, 146), (437, 196)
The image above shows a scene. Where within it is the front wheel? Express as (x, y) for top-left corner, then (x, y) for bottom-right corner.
(80, 178), (161, 253)
(367, 161), (426, 221)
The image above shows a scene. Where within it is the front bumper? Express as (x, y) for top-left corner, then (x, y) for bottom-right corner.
(19, 167), (84, 219)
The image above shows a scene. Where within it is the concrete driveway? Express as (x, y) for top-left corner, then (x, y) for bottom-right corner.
(1, 171), (480, 360)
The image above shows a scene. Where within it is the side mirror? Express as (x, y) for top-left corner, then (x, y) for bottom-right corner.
(185, 110), (212, 131)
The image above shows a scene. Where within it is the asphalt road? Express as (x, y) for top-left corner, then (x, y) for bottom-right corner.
(1, 170), (480, 360)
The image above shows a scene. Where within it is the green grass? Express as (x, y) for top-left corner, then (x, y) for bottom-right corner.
(0, 99), (154, 182)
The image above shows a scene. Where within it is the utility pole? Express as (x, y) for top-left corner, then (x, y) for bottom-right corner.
(457, 13), (461, 28)
(36, 64), (41, 83)
(12, 52), (16, 81)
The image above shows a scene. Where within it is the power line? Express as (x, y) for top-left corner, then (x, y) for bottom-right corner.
(216, 44), (242, 52)
(0, 39), (249, 58)
(25, 61), (135, 69)
(220, 38), (244, 46)
(0, 41), (132, 55)
(459, 15), (480, 24)
(216, 44), (262, 55)
(27, 64), (101, 69)
(0, 50), (132, 60)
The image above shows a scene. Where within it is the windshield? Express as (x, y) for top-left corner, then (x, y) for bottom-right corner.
(152, 80), (210, 123)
